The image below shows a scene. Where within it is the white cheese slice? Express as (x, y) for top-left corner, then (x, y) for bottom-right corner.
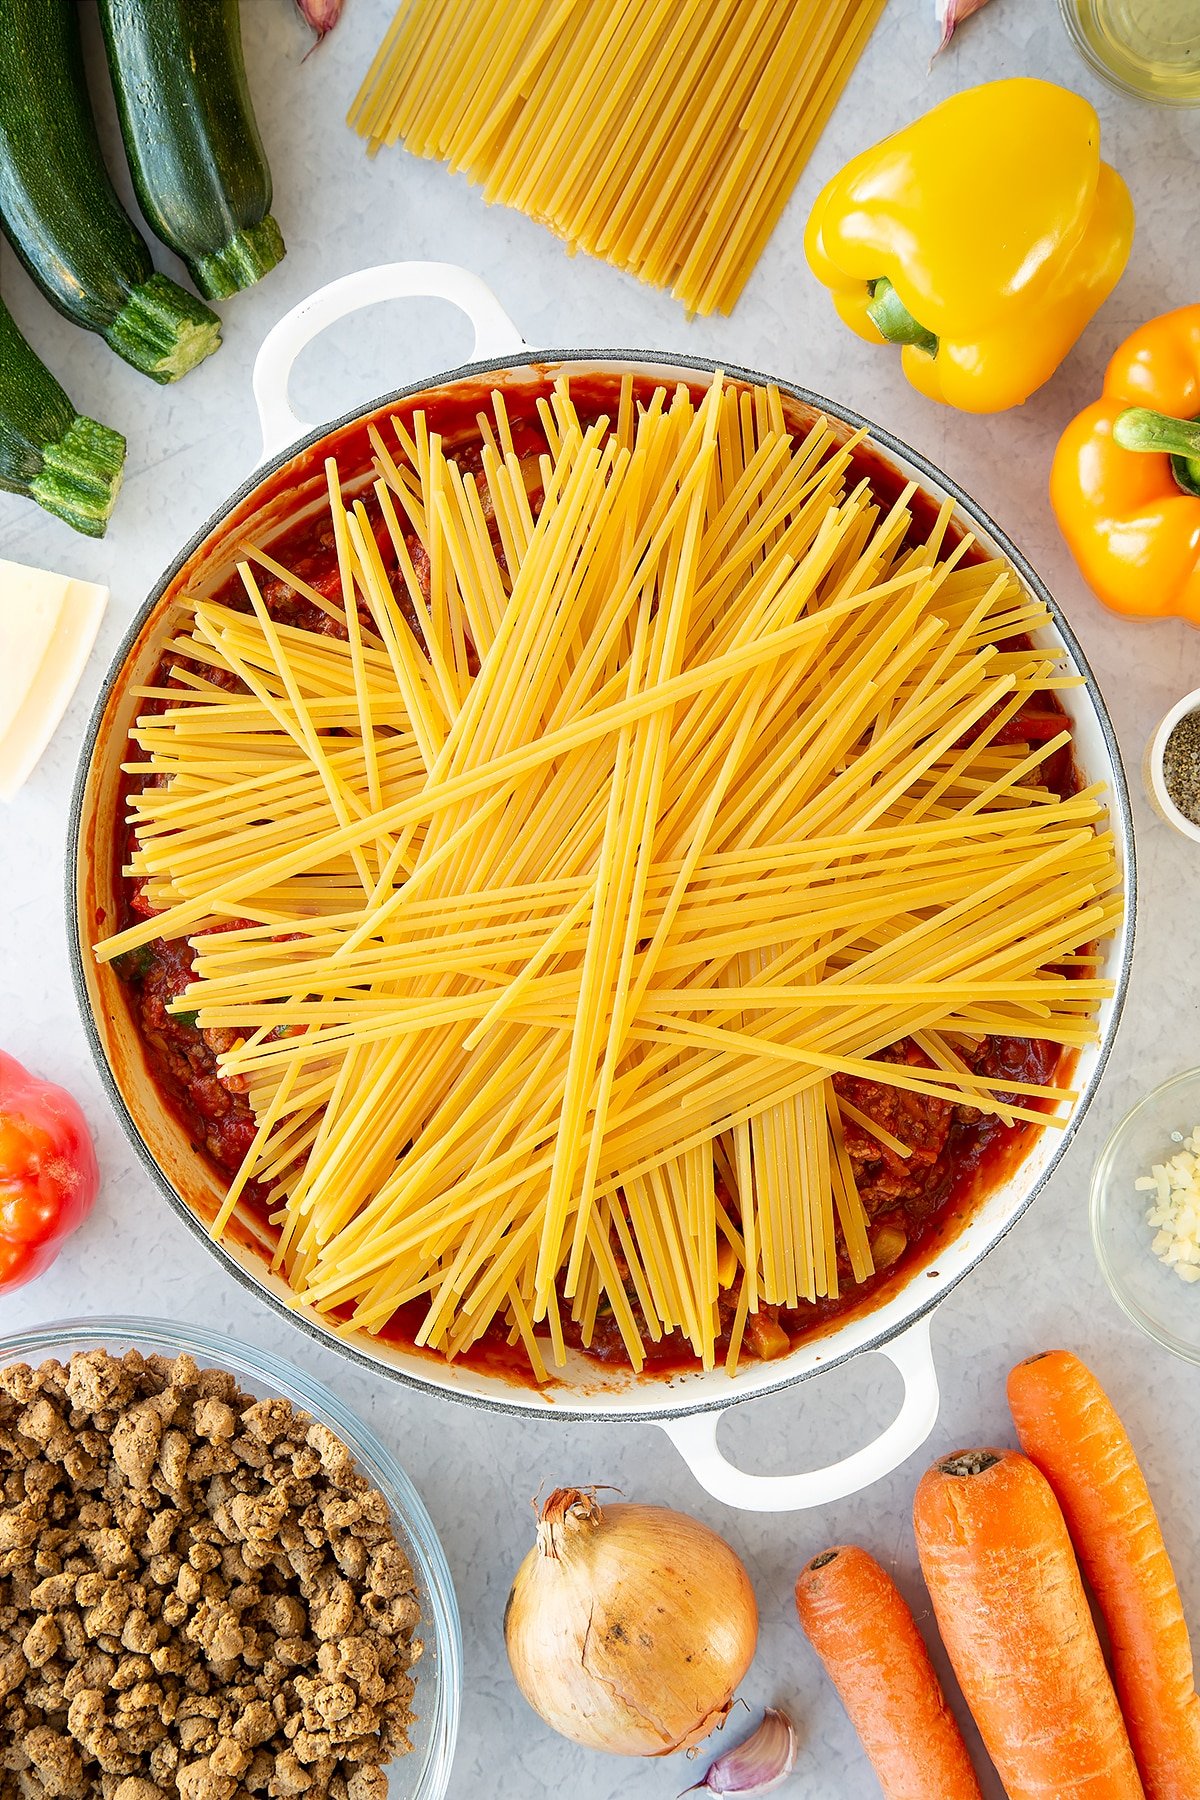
(0, 558), (108, 802)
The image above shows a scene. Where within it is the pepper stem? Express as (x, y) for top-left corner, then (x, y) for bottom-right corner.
(866, 278), (939, 357)
(1113, 407), (1200, 498)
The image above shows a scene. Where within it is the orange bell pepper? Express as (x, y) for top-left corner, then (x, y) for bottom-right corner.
(1051, 306), (1200, 623)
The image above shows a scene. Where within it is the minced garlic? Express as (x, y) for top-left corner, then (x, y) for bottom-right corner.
(1136, 1126), (1200, 1282)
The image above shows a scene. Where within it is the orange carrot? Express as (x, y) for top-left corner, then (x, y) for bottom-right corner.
(913, 1447), (1145, 1800)
(794, 1543), (984, 1800)
(1008, 1350), (1200, 1800)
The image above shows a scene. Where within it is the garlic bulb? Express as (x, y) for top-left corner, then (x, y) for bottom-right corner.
(504, 1488), (759, 1756)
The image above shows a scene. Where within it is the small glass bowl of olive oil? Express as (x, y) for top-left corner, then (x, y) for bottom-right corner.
(1060, 0), (1200, 104)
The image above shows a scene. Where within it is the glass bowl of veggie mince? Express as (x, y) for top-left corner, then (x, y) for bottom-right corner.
(1091, 1069), (1200, 1365)
(0, 1316), (462, 1800)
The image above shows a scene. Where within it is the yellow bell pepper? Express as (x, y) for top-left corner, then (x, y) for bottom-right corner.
(805, 79), (1134, 414)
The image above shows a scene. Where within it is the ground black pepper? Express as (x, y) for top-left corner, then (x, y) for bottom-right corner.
(1162, 708), (1200, 825)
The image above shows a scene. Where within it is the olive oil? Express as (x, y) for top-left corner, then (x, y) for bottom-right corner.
(1061, 0), (1200, 104)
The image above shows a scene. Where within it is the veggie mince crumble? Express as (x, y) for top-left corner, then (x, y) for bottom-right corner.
(0, 1350), (421, 1800)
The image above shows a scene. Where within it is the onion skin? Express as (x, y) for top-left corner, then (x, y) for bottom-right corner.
(504, 1488), (758, 1756)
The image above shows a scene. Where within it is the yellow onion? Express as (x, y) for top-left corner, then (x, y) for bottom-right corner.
(504, 1487), (758, 1756)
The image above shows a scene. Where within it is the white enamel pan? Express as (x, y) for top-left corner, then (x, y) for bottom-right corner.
(68, 263), (1135, 1510)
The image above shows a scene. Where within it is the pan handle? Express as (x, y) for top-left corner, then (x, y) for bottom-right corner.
(658, 1314), (940, 1512)
(251, 262), (528, 464)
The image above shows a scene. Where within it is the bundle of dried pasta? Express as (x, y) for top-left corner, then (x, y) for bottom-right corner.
(349, 0), (889, 315)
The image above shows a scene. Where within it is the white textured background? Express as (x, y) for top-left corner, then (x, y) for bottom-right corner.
(3, 2), (1200, 1796)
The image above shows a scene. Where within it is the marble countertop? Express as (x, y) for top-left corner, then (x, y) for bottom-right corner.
(3, 3), (1199, 1796)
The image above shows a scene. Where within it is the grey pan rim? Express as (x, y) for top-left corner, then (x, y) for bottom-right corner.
(66, 345), (1137, 1425)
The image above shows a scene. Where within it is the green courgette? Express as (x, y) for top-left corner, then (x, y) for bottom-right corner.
(98, 0), (286, 302)
(0, 0), (221, 383)
(0, 299), (124, 537)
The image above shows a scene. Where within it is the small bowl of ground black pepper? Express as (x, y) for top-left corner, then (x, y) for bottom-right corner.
(1146, 686), (1200, 843)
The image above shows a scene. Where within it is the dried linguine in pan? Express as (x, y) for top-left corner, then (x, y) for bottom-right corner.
(99, 374), (1120, 1377)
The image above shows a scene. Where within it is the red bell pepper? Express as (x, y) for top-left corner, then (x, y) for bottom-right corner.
(0, 1050), (99, 1292)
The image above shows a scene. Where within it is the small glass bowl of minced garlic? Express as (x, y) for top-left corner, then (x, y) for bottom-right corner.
(1092, 1069), (1200, 1365)
(1145, 687), (1200, 843)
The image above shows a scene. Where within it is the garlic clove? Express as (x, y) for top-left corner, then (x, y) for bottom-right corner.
(295, 0), (344, 44)
(933, 0), (993, 59)
(680, 1707), (798, 1797)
